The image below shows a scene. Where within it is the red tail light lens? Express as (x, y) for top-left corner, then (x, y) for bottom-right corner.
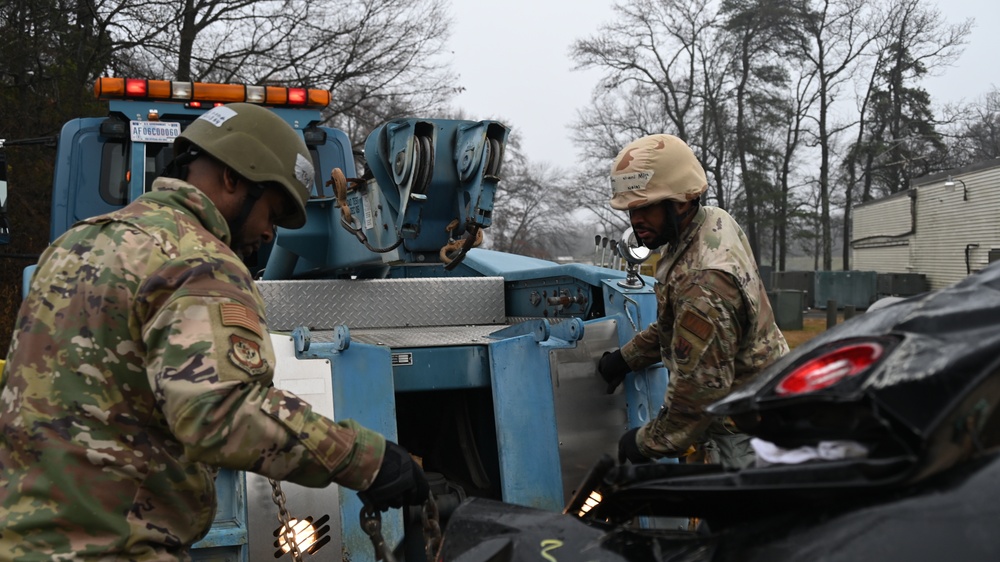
(126, 78), (148, 97)
(775, 342), (884, 396)
(288, 88), (307, 105)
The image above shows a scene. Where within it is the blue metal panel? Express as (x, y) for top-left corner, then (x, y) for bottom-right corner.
(192, 469), (248, 561)
(295, 335), (402, 562)
(486, 326), (580, 510)
(601, 281), (668, 431)
(462, 249), (656, 287)
(391, 346), (491, 391)
(50, 118), (118, 240)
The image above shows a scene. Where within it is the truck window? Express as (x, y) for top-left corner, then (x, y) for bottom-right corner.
(99, 141), (128, 206)
(145, 143), (174, 192)
(309, 146), (324, 196)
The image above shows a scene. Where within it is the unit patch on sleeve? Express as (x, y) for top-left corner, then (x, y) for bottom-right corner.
(228, 334), (268, 377)
(679, 310), (713, 341)
(674, 337), (693, 364)
(220, 302), (263, 338)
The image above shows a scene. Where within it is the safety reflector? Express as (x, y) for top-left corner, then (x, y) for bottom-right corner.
(775, 342), (884, 396)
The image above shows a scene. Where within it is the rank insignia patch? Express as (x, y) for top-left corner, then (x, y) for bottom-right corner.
(228, 334), (268, 376)
(680, 310), (713, 341)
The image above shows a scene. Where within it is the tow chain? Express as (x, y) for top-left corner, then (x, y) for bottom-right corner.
(361, 493), (442, 562)
(421, 493), (443, 559)
(269, 478), (304, 561)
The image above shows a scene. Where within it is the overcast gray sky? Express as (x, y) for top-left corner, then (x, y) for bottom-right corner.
(448, 0), (998, 167)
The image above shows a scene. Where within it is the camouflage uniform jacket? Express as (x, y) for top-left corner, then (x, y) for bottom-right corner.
(620, 206), (788, 458)
(0, 178), (385, 561)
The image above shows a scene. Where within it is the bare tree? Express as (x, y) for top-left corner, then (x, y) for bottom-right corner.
(106, 0), (458, 148)
(774, 69), (818, 271)
(943, 86), (1000, 165)
(719, 0), (805, 260)
(796, 0), (878, 271)
(568, 0), (733, 237)
(487, 135), (582, 260)
(850, 0), (970, 198)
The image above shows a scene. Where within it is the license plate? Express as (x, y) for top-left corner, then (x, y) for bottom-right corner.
(129, 120), (181, 143)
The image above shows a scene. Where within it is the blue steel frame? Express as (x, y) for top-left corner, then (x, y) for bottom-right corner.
(282, 316), (586, 561)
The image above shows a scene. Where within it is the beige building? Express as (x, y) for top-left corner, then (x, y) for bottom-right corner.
(852, 159), (1000, 290)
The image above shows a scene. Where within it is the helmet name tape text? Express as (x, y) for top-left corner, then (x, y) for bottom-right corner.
(611, 171), (652, 195)
(199, 105), (238, 128)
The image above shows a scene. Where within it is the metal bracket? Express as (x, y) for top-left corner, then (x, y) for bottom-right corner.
(292, 325), (351, 355)
(489, 319), (550, 342)
(549, 317), (584, 343)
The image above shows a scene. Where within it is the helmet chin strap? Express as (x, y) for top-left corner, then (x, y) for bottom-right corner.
(163, 148), (201, 180)
(644, 200), (698, 250)
(226, 175), (265, 254)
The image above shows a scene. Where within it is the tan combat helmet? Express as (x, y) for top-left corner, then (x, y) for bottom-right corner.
(609, 134), (707, 211)
(175, 102), (314, 229)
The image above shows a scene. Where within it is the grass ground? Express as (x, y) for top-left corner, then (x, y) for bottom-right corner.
(782, 314), (845, 349)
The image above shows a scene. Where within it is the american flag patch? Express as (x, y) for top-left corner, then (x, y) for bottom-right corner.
(220, 303), (262, 338)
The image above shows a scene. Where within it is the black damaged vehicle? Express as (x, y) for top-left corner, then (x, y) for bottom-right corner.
(436, 260), (1000, 562)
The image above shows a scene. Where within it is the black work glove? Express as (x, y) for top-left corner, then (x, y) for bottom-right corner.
(358, 441), (430, 512)
(598, 349), (630, 394)
(618, 427), (652, 464)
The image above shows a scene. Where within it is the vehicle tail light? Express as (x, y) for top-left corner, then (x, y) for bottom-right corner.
(775, 342), (884, 396)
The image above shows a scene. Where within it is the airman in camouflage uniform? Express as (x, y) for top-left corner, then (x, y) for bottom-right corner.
(0, 103), (427, 560)
(599, 134), (788, 469)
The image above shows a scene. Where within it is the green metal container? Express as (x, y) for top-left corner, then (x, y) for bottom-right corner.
(767, 289), (804, 331)
(814, 271), (878, 310)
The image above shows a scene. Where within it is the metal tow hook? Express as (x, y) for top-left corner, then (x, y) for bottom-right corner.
(360, 493), (442, 562)
(360, 505), (396, 562)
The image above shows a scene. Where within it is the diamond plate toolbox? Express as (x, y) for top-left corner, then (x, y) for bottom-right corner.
(257, 277), (507, 331)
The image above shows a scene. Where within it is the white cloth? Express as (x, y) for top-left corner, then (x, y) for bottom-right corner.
(751, 437), (869, 467)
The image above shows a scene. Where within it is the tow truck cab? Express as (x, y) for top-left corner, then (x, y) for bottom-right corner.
(49, 78), (344, 248)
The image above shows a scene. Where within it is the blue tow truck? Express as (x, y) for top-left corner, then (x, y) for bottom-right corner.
(16, 77), (666, 561)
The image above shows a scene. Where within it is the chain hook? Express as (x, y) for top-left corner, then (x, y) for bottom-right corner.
(360, 504), (397, 562)
(359, 493), (443, 562)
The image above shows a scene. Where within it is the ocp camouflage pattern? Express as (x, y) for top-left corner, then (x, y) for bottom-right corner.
(621, 206), (789, 458)
(0, 178), (385, 560)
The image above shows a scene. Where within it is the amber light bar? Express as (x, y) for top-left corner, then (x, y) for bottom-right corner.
(93, 77), (331, 109)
